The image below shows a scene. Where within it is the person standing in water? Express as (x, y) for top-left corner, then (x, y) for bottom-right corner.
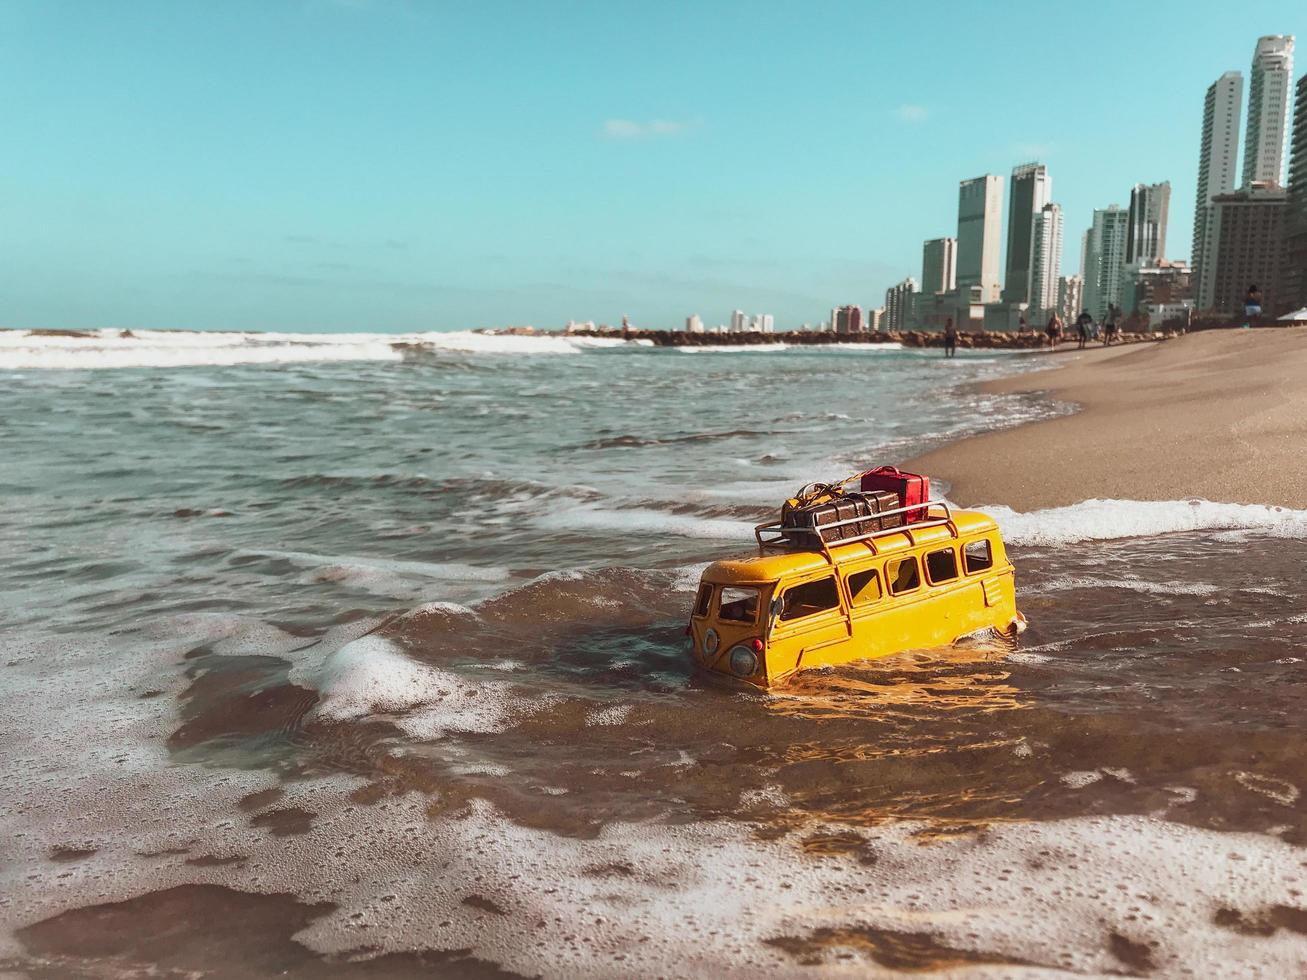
(943, 317), (958, 358)
(1045, 315), (1061, 348)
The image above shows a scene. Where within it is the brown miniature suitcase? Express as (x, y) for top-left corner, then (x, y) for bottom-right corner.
(780, 489), (902, 546)
(849, 489), (903, 533)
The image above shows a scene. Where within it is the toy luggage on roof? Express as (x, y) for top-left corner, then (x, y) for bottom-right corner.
(779, 489), (901, 547)
(859, 466), (930, 524)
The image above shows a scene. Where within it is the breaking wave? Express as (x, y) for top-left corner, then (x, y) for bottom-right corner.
(0, 328), (651, 370)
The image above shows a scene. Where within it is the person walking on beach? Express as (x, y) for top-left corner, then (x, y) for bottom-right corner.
(943, 317), (958, 358)
(1103, 304), (1119, 346)
(1044, 315), (1061, 348)
(1076, 310), (1093, 350)
(1244, 284), (1263, 328)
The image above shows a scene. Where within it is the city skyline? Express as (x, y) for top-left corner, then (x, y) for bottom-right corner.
(2, 2), (1305, 332)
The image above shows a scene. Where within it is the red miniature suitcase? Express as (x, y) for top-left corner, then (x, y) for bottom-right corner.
(858, 466), (930, 523)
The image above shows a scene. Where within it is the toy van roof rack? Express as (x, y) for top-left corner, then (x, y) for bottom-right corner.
(753, 500), (959, 561)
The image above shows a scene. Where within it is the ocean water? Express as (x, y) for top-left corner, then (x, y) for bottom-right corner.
(3, 329), (1307, 977)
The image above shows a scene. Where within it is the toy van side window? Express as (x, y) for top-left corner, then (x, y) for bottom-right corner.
(779, 577), (840, 621)
(963, 539), (994, 574)
(925, 548), (958, 584)
(847, 568), (882, 606)
(887, 556), (920, 595)
(718, 587), (760, 624)
(694, 584), (713, 617)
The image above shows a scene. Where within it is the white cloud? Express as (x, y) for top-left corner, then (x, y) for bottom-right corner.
(602, 118), (697, 140)
(895, 104), (929, 123)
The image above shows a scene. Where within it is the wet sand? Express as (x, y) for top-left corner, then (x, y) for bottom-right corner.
(908, 328), (1307, 510)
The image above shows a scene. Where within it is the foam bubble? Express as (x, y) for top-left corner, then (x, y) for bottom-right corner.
(980, 498), (1307, 546)
(533, 502), (755, 540)
(0, 328), (651, 370)
(1029, 575), (1222, 597)
(311, 636), (543, 739)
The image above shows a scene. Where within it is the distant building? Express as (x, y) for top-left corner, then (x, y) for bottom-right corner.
(956, 175), (1004, 303)
(1284, 73), (1307, 312)
(883, 280), (918, 333)
(833, 305), (864, 334)
(909, 291), (959, 332)
(1121, 260), (1192, 317)
(730, 310), (748, 332)
(564, 320), (595, 333)
(1126, 182), (1171, 265)
(1057, 275), (1084, 325)
(1208, 182), (1288, 316)
(868, 307), (885, 332)
(1192, 71), (1244, 310)
(1083, 205), (1129, 320)
(1002, 163), (1052, 305)
(1028, 202), (1064, 321)
(1140, 301), (1194, 332)
(921, 237), (957, 294)
(1243, 35), (1295, 188)
(685, 314), (704, 333)
(748, 313), (775, 333)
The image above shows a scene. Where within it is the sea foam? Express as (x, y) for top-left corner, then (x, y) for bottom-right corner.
(983, 498), (1307, 546)
(0, 328), (649, 370)
(311, 635), (546, 739)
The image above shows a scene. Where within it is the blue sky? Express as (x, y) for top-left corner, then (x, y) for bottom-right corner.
(2, 0), (1303, 332)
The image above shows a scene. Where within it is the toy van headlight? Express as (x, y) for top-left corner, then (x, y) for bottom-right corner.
(702, 629), (720, 656)
(728, 645), (758, 677)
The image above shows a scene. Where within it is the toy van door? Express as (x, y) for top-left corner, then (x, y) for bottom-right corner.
(767, 573), (850, 679)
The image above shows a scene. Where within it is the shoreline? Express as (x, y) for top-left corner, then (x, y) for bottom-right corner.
(905, 327), (1307, 511)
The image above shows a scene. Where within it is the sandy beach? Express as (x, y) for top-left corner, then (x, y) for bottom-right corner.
(908, 328), (1307, 511)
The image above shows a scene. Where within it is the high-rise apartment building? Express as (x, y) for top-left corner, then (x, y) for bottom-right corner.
(729, 310), (748, 332)
(1083, 206), (1129, 320)
(1284, 73), (1307, 312)
(1208, 182), (1288, 315)
(1242, 35), (1295, 188)
(685, 314), (704, 333)
(1192, 71), (1244, 309)
(1057, 275), (1084, 325)
(1121, 260), (1193, 318)
(883, 279), (918, 333)
(868, 307), (885, 333)
(1002, 163), (1052, 304)
(750, 314), (775, 333)
(1126, 182), (1171, 264)
(833, 306), (862, 334)
(1028, 203), (1064, 319)
(921, 237), (957, 294)
(956, 175), (1004, 303)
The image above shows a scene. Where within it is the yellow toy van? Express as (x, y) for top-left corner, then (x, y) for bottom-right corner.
(689, 501), (1023, 687)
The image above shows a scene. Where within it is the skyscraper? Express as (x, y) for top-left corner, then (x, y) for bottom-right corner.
(1126, 182), (1171, 265)
(833, 306), (863, 334)
(1057, 275), (1084, 325)
(921, 238), (957, 294)
(956, 175), (1004, 303)
(1192, 71), (1244, 309)
(1242, 35), (1295, 188)
(730, 310), (747, 332)
(1029, 203), (1064, 319)
(1284, 73), (1307, 312)
(1002, 163), (1052, 304)
(1208, 183), (1288, 315)
(883, 279), (918, 333)
(1083, 206), (1129, 320)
